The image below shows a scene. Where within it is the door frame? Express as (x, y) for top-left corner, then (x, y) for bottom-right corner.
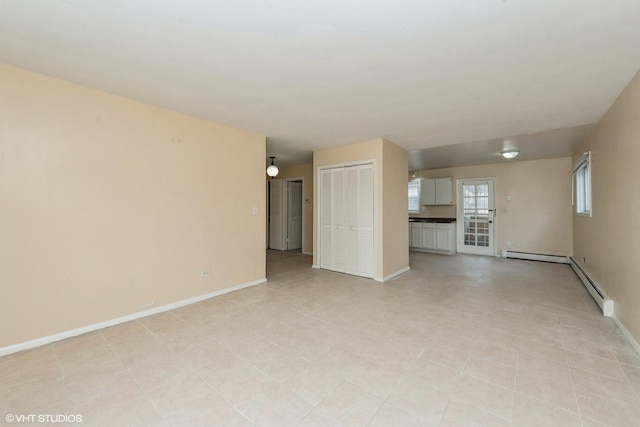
(283, 177), (304, 251)
(456, 177), (497, 256)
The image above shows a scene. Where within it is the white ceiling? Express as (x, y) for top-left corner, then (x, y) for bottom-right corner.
(409, 123), (595, 170)
(1, 0), (639, 170)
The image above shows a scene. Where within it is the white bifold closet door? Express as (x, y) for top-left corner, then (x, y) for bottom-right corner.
(320, 171), (333, 270)
(330, 169), (346, 271)
(320, 164), (374, 278)
(352, 165), (374, 276)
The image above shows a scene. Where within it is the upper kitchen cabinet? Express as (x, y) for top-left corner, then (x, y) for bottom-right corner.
(421, 177), (454, 205)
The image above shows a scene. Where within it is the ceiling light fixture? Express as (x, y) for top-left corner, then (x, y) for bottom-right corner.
(266, 156), (279, 178)
(501, 150), (519, 159)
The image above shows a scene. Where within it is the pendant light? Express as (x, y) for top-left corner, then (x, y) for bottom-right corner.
(266, 156), (279, 178)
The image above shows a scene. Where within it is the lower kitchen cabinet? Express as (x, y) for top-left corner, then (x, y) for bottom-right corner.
(409, 222), (456, 255)
(410, 222), (422, 248)
(422, 224), (436, 249)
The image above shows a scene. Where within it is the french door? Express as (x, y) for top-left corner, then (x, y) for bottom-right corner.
(457, 179), (495, 256)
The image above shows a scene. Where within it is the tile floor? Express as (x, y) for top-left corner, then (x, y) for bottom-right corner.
(2, 251), (640, 426)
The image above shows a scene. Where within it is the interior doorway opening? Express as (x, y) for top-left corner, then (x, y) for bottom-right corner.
(268, 178), (304, 251)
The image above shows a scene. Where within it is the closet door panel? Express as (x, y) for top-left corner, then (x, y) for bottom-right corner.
(345, 167), (359, 275)
(358, 230), (374, 278)
(330, 169), (346, 272)
(358, 166), (374, 228)
(320, 170), (332, 269)
(357, 165), (374, 277)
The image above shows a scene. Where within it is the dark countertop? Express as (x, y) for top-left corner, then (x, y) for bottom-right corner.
(409, 217), (456, 223)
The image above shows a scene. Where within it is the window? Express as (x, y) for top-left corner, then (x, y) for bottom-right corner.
(408, 180), (420, 212)
(573, 151), (591, 216)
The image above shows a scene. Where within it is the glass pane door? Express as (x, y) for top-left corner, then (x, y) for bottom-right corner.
(457, 179), (494, 255)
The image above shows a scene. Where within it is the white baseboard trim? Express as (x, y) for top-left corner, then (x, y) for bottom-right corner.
(569, 257), (614, 317)
(612, 314), (640, 357)
(375, 266), (411, 282)
(501, 250), (569, 264)
(0, 277), (267, 357)
(311, 264), (320, 269)
(302, 251), (313, 256)
(410, 248), (455, 256)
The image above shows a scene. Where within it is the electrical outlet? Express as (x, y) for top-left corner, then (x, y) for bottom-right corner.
(200, 269), (211, 278)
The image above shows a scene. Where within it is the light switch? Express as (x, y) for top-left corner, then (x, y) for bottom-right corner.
(506, 195), (513, 201)
(252, 207), (259, 215)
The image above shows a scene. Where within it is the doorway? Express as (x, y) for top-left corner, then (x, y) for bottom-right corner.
(285, 180), (303, 250)
(457, 178), (496, 256)
(268, 178), (304, 251)
(268, 179), (284, 250)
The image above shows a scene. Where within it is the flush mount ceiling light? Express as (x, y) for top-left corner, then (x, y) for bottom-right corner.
(501, 150), (519, 159)
(266, 156), (279, 177)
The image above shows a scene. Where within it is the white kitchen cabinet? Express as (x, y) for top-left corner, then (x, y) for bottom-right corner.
(420, 178), (454, 205)
(409, 222), (456, 255)
(421, 179), (436, 205)
(410, 223), (422, 248)
(421, 223), (436, 249)
(435, 224), (452, 251)
(435, 178), (454, 205)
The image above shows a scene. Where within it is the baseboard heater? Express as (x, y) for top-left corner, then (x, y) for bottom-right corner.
(501, 250), (569, 264)
(568, 256), (614, 317)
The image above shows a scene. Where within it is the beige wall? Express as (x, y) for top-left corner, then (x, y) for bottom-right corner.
(572, 69), (640, 342)
(412, 157), (573, 256)
(0, 64), (266, 348)
(382, 139), (410, 277)
(270, 163), (313, 255)
(313, 138), (409, 280)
